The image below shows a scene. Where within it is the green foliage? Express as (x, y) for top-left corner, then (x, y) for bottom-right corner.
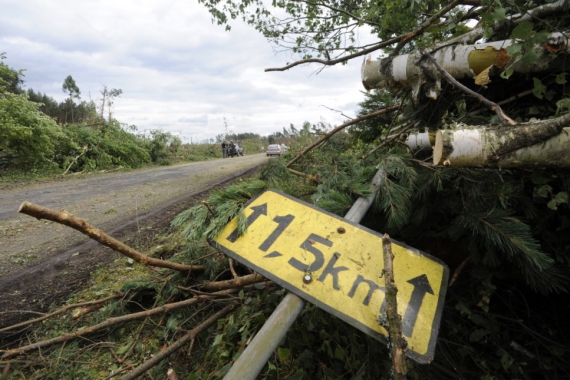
(0, 90), (73, 169)
(172, 179), (268, 241)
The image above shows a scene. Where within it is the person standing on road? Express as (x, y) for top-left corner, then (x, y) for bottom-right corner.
(221, 141), (228, 158)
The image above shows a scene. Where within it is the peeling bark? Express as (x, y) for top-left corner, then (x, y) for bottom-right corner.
(362, 32), (569, 101)
(433, 114), (570, 167)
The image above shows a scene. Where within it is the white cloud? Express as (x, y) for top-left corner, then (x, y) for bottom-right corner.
(1, 0), (371, 142)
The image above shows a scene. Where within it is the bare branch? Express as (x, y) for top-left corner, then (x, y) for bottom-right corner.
(382, 234), (407, 379)
(1, 296), (216, 359)
(119, 303), (236, 380)
(286, 105), (401, 168)
(420, 50), (517, 126)
(18, 202), (205, 273)
(0, 293), (124, 334)
(388, 0), (462, 59)
(265, 0), (464, 72)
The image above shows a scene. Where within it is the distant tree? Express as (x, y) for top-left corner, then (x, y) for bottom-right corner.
(99, 85), (122, 121)
(62, 75), (81, 123)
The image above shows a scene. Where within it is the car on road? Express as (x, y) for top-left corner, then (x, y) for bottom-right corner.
(266, 144), (284, 156)
(229, 143), (244, 157)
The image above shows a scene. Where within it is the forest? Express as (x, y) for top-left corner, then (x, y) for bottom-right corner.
(1, 0), (570, 379)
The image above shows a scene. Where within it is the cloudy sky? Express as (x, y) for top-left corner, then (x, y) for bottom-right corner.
(1, 0), (374, 142)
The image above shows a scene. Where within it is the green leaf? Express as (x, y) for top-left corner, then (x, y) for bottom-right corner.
(470, 329), (488, 342)
(115, 341), (133, 355)
(512, 21), (533, 40)
(547, 199), (558, 210)
(536, 184), (552, 198)
(213, 334), (224, 346)
(490, 7), (506, 22)
(501, 351), (514, 370)
(334, 346), (345, 360)
(507, 43), (522, 57)
(268, 362), (277, 371)
(500, 68), (514, 80)
(277, 347), (290, 362)
(531, 30), (549, 44)
(522, 47), (542, 64)
(238, 290), (245, 299)
(533, 78), (547, 99)
(556, 99), (570, 114)
(555, 73), (567, 85)
(554, 192), (568, 204)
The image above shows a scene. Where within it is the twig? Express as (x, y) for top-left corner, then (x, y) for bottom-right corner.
(179, 273), (267, 292)
(420, 50), (517, 126)
(382, 234), (407, 379)
(388, 0), (462, 59)
(229, 258), (239, 279)
(118, 303), (236, 380)
(449, 257), (470, 287)
(0, 296), (214, 359)
(18, 202), (205, 273)
(286, 105), (401, 168)
(201, 201), (216, 217)
(287, 168), (322, 183)
(265, 0), (462, 72)
(363, 123), (416, 159)
(467, 89), (533, 117)
(319, 104), (354, 120)
(0, 293), (124, 334)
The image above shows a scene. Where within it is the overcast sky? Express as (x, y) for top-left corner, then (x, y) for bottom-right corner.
(1, 0), (374, 143)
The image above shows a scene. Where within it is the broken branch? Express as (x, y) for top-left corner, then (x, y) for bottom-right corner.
(382, 234), (408, 379)
(420, 50), (516, 126)
(0, 296), (215, 359)
(18, 202), (205, 273)
(119, 303), (236, 380)
(0, 293), (124, 334)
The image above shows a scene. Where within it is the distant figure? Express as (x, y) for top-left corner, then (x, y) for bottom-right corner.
(221, 141), (228, 158)
(260, 146), (264, 152)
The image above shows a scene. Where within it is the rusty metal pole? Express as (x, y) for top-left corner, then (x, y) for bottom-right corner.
(224, 168), (385, 380)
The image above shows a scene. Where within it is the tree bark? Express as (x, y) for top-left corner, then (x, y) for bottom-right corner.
(382, 234), (407, 379)
(18, 202), (205, 273)
(433, 114), (570, 167)
(362, 31), (569, 101)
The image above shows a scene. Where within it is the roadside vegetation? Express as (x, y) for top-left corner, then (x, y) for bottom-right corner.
(0, 54), (296, 184)
(2, 0), (570, 379)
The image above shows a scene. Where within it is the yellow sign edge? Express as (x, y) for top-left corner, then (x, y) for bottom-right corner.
(209, 189), (449, 364)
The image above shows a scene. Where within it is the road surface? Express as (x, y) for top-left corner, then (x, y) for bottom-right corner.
(0, 154), (268, 327)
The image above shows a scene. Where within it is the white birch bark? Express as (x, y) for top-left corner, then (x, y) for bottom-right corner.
(433, 114), (570, 168)
(405, 131), (433, 153)
(362, 31), (569, 103)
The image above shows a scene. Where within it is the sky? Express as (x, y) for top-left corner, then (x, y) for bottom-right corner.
(1, 0), (375, 143)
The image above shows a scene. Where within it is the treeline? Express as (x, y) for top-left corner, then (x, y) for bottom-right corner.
(0, 55), (217, 175)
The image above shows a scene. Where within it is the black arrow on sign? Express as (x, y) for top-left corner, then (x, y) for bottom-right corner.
(402, 274), (434, 337)
(226, 203), (268, 242)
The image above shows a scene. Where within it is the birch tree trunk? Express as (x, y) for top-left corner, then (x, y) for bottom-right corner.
(433, 114), (570, 167)
(361, 31), (569, 101)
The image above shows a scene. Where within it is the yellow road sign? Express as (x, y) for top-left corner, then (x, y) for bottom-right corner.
(210, 189), (448, 363)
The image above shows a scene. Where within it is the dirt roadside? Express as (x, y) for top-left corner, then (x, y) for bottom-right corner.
(0, 155), (268, 329)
